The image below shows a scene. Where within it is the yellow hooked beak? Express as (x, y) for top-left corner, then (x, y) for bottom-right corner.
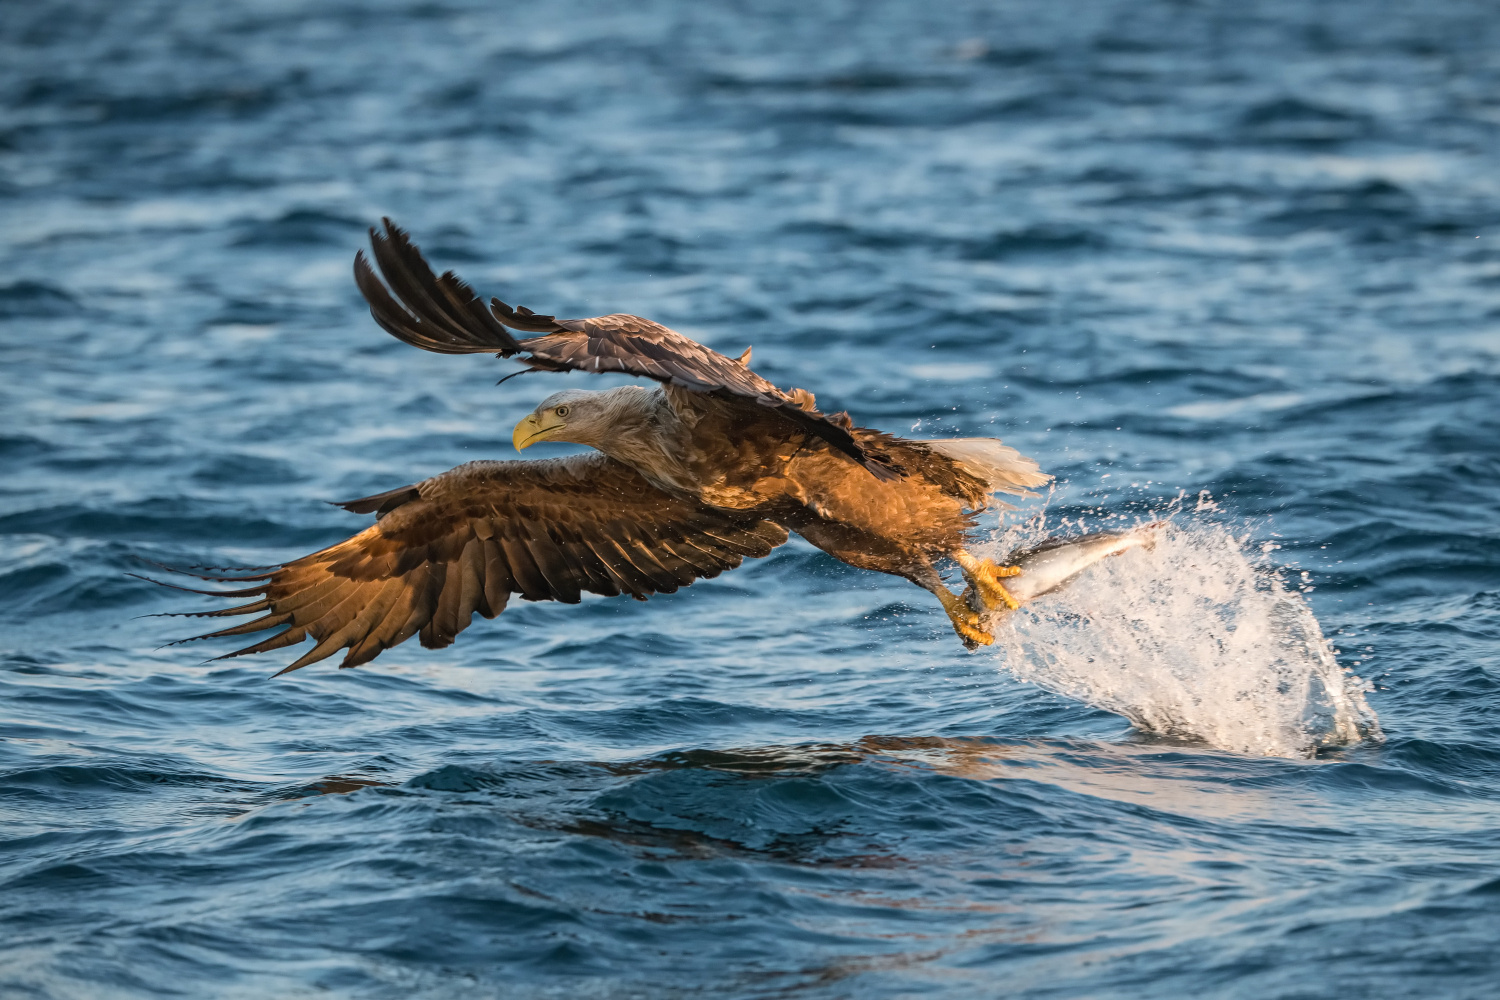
(512, 412), (564, 451)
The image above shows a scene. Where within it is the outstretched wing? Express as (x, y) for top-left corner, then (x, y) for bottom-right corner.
(168, 455), (788, 674)
(354, 218), (898, 479)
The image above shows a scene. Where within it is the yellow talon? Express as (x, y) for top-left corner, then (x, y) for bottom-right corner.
(938, 590), (993, 649)
(967, 560), (1023, 611)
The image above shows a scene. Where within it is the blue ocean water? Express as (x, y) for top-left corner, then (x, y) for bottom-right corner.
(3, 0), (1499, 996)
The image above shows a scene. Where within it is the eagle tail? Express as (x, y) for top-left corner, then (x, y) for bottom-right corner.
(919, 438), (1051, 497)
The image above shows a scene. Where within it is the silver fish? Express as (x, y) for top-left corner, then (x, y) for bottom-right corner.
(973, 522), (1163, 614)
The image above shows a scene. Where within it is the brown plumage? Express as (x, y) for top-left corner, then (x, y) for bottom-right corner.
(166, 220), (1050, 671)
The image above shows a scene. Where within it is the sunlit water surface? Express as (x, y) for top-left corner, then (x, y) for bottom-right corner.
(3, 1), (1499, 997)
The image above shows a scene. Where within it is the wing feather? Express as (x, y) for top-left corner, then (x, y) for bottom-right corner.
(384, 568), (439, 650)
(497, 530), (550, 602)
(305, 577), (405, 670)
(168, 454), (786, 672)
(184, 612), (291, 642)
(425, 557), (467, 649)
(520, 528), (581, 603)
(589, 534), (663, 597)
(339, 579), (409, 668)
(356, 226), (520, 355)
(417, 561), (455, 649)
(357, 219), (898, 480)
(479, 538), (516, 607)
(219, 626), (308, 662)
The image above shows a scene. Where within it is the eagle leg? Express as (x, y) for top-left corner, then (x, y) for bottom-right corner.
(936, 588), (994, 649)
(954, 551), (1023, 612)
(902, 555), (994, 648)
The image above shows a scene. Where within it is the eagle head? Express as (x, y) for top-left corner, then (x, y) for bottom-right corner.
(512, 386), (650, 452)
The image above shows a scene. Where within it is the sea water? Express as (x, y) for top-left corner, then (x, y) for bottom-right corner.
(991, 517), (1380, 758)
(3, 1), (1499, 997)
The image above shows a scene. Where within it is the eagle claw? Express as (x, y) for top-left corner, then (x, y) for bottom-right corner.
(938, 591), (993, 649)
(966, 560), (1023, 612)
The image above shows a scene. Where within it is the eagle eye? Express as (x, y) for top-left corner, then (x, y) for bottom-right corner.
(555, 405), (570, 418)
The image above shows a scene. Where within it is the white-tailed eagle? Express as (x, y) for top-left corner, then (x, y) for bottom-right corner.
(164, 220), (1050, 672)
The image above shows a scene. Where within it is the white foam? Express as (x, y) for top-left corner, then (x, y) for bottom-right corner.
(986, 517), (1381, 758)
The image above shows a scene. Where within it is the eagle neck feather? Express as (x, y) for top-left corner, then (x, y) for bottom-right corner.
(592, 386), (698, 496)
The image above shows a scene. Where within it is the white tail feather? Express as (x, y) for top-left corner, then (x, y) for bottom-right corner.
(920, 437), (1051, 497)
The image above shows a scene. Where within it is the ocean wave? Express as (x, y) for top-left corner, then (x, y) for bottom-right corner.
(0, 280), (81, 318)
(4, 0), (1499, 995)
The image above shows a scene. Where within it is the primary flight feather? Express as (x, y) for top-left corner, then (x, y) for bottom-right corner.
(169, 219), (1050, 671)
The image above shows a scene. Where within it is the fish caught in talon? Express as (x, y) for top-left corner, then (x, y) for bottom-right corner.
(967, 526), (1165, 626)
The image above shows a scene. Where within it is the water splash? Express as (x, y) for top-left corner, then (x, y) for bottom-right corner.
(987, 518), (1381, 758)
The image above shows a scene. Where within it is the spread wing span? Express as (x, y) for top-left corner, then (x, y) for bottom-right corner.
(171, 455), (788, 674)
(354, 218), (898, 479)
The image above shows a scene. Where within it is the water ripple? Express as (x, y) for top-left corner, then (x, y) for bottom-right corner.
(4, 0), (1500, 997)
